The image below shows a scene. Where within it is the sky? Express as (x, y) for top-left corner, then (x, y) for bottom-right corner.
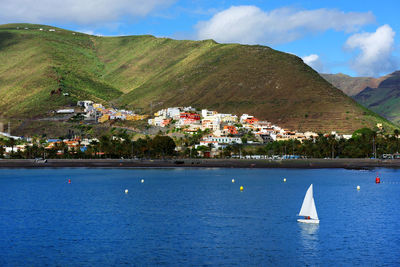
(1, 0), (399, 77)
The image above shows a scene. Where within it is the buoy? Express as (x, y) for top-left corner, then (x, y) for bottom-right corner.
(232, 179), (235, 183)
(125, 189), (128, 194)
(240, 186), (244, 191)
(283, 178), (287, 182)
(141, 179), (144, 183)
(375, 176), (380, 184)
(357, 185), (360, 190)
(68, 179), (71, 184)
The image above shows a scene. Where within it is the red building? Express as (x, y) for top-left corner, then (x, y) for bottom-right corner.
(180, 112), (201, 120)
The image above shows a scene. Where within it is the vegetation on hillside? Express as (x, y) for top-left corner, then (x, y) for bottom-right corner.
(322, 71), (400, 125)
(354, 71), (400, 124)
(0, 23), (396, 134)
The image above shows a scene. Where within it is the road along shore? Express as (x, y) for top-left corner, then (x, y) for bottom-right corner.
(0, 158), (399, 169)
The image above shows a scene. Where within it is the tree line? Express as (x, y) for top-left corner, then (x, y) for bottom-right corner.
(1, 128), (400, 159)
(241, 128), (399, 158)
(0, 134), (176, 159)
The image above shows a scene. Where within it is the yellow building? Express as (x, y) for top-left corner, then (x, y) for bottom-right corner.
(98, 115), (110, 123)
(126, 114), (148, 121)
(221, 115), (238, 124)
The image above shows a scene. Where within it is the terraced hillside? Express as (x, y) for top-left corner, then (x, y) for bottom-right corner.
(0, 23), (394, 133)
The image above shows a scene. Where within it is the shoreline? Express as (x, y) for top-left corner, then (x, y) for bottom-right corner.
(0, 158), (400, 169)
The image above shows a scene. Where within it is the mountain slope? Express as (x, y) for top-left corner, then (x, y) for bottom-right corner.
(320, 73), (384, 96)
(0, 23), (395, 133)
(323, 71), (400, 124)
(353, 71), (400, 124)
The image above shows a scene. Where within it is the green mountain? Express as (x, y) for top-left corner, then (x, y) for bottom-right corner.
(353, 71), (400, 124)
(0, 23), (395, 134)
(322, 71), (400, 125)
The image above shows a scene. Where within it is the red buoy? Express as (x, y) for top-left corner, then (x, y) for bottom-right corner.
(68, 179), (71, 184)
(375, 177), (380, 184)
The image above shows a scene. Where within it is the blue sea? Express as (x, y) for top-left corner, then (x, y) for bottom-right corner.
(0, 168), (399, 266)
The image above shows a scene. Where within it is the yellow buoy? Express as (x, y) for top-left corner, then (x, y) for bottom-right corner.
(125, 189), (129, 194)
(141, 179), (144, 183)
(240, 186), (244, 191)
(232, 179), (235, 183)
(357, 185), (360, 190)
(283, 178), (287, 182)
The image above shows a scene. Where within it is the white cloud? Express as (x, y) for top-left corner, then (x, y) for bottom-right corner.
(196, 6), (375, 45)
(302, 54), (324, 72)
(345, 25), (396, 76)
(0, 0), (175, 24)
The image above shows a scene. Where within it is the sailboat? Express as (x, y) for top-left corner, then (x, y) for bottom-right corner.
(297, 184), (319, 224)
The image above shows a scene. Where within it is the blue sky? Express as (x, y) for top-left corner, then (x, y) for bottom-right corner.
(1, 0), (398, 76)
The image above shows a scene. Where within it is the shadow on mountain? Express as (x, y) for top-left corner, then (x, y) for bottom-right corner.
(0, 32), (17, 51)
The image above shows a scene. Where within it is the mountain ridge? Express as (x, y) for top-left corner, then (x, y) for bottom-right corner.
(0, 23), (395, 134)
(322, 71), (400, 124)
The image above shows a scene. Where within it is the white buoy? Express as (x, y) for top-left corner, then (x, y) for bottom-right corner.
(125, 189), (129, 194)
(141, 179), (144, 183)
(357, 185), (360, 190)
(232, 179), (235, 183)
(283, 178), (287, 182)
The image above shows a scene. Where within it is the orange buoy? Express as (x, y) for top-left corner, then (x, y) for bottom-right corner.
(375, 176), (380, 184)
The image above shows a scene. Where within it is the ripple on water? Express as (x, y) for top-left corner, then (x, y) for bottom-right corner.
(0, 168), (399, 266)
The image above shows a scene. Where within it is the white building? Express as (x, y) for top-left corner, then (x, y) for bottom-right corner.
(240, 114), (254, 123)
(148, 117), (170, 127)
(220, 114), (238, 124)
(77, 100), (94, 110)
(155, 107), (181, 119)
(202, 136), (242, 145)
(56, 109), (74, 114)
(202, 116), (221, 131)
(201, 109), (217, 118)
(182, 106), (196, 112)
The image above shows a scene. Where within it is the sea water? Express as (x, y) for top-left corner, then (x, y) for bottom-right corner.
(0, 168), (399, 266)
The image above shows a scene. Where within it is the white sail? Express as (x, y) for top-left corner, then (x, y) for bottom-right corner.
(298, 184), (318, 220)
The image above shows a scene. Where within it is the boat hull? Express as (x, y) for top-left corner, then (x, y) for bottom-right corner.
(297, 219), (320, 224)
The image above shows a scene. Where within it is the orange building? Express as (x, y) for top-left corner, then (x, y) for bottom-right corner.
(224, 125), (238, 135)
(245, 117), (259, 124)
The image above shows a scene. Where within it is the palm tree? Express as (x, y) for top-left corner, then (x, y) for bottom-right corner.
(90, 140), (99, 158)
(394, 129), (399, 153)
(99, 135), (112, 158)
(7, 138), (16, 157)
(0, 138), (5, 158)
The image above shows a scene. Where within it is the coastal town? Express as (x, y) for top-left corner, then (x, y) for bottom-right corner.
(1, 4), (399, 265)
(0, 100), (385, 159)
